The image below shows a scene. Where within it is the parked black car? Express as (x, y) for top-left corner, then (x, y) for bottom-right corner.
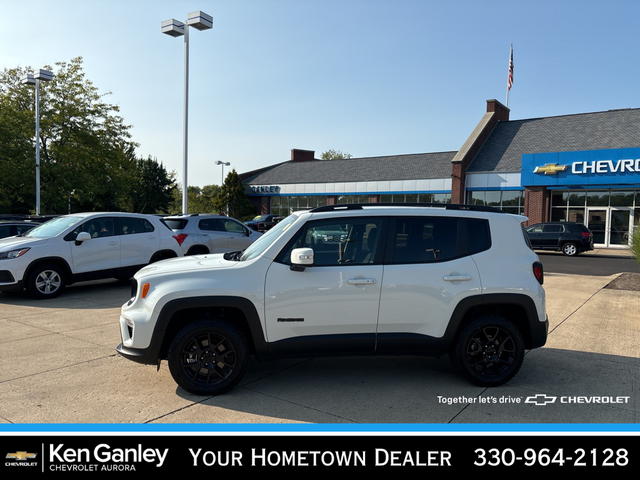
(0, 220), (38, 239)
(245, 214), (282, 232)
(526, 221), (594, 256)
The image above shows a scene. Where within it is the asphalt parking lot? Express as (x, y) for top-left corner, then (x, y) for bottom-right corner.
(0, 261), (638, 428)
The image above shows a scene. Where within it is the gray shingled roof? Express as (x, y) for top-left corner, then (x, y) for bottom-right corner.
(468, 108), (640, 172)
(245, 152), (456, 185)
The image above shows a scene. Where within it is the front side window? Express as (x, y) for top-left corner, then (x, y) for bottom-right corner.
(222, 219), (247, 234)
(65, 217), (116, 240)
(278, 217), (384, 266)
(198, 218), (223, 231)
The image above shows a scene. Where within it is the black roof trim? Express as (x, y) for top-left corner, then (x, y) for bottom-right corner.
(309, 203), (505, 213)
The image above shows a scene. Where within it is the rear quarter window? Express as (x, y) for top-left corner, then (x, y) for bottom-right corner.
(164, 219), (189, 230)
(467, 218), (492, 254)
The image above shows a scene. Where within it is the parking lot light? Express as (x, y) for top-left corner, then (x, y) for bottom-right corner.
(22, 68), (54, 216)
(162, 10), (213, 215)
(216, 161), (230, 215)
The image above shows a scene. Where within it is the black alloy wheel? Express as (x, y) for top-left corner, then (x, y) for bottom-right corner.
(168, 320), (248, 396)
(452, 316), (524, 387)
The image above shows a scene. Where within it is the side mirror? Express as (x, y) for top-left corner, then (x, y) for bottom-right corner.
(75, 231), (91, 246)
(290, 248), (314, 271)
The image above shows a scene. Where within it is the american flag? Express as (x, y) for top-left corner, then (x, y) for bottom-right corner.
(507, 44), (514, 91)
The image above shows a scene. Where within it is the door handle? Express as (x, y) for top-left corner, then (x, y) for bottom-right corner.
(108, 241), (118, 246)
(347, 278), (377, 285)
(443, 274), (472, 282)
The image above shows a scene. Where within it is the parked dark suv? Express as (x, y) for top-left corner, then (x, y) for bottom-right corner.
(245, 214), (282, 232)
(525, 221), (594, 256)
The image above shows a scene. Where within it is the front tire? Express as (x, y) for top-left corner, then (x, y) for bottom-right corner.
(168, 319), (249, 396)
(452, 316), (524, 387)
(26, 263), (66, 299)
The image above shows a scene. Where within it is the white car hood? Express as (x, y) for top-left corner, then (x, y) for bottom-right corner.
(0, 236), (48, 251)
(136, 253), (239, 278)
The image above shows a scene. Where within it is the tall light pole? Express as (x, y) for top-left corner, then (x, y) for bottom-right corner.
(22, 68), (53, 216)
(216, 160), (230, 184)
(161, 10), (213, 214)
(216, 161), (230, 215)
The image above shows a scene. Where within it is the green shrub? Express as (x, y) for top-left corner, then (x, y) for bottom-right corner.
(632, 228), (640, 265)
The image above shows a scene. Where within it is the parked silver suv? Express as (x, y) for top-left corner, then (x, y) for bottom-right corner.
(118, 204), (548, 395)
(0, 212), (182, 299)
(164, 214), (262, 255)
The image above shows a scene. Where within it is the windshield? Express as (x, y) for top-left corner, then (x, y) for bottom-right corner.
(24, 216), (83, 238)
(240, 215), (298, 261)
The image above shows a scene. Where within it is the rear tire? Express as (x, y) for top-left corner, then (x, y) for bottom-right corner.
(168, 319), (249, 396)
(451, 316), (524, 387)
(562, 242), (578, 256)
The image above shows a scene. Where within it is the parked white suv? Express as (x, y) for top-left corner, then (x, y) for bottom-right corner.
(117, 204), (548, 395)
(0, 212), (182, 299)
(164, 214), (262, 255)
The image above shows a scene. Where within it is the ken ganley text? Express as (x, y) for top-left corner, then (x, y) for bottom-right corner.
(190, 448), (452, 467)
(49, 444), (168, 471)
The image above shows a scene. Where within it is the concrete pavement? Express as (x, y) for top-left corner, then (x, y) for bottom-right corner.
(0, 265), (638, 428)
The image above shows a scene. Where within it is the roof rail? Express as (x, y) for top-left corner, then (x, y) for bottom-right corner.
(309, 203), (505, 213)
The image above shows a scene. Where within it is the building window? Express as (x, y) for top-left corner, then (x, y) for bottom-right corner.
(467, 190), (524, 214)
(270, 195), (330, 216)
(379, 193), (451, 204)
(550, 190), (638, 224)
(337, 195), (370, 204)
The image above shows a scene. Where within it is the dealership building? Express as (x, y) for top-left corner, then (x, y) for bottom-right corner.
(242, 99), (640, 249)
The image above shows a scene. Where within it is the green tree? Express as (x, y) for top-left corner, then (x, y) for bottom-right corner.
(0, 57), (174, 214)
(214, 169), (254, 220)
(127, 156), (177, 213)
(169, 184), (222, 214)
(321, 149), (353, 160)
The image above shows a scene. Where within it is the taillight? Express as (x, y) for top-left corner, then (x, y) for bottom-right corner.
(582, 232), (591, 237)
(173, 233), (188, 246)
(533, 261), (544, 285)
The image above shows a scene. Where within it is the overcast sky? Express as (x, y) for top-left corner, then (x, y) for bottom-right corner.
(2, 0), (639, 188)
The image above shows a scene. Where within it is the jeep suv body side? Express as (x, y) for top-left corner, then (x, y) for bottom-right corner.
(117, 204), (547, 395)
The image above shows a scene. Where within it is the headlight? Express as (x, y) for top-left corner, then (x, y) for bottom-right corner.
(0, 248), (30, 260)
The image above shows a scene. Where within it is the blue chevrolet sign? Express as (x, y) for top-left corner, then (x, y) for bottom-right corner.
(521, 148), (640, 187)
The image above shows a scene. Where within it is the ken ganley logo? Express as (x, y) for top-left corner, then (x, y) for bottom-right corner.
(5, 451), (38, 467)
(47, 443), (168, 472)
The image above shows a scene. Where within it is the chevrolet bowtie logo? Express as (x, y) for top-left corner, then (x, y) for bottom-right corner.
(525, 394), (557, 406)
(6, 451), (37, 460)
(533, 163), (569, 175)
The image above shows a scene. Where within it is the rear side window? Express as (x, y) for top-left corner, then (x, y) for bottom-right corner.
(543, 224), (563, 233)
(119, 217), (154, 235)
(390, 217), (491, 263)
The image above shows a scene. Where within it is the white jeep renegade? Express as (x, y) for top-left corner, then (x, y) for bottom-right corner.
(117, 204), (547, 395)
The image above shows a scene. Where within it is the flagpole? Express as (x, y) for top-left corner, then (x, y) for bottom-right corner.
(506, 43), (513, 108)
